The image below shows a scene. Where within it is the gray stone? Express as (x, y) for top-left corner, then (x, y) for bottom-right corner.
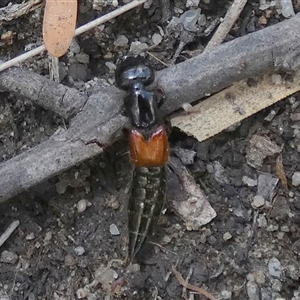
(221, 290), (232, 299)
(223, 232), (232, 241)
(268, 257), (282, 278)
(152, 33), (163, 45)
(70, 39), (81, 54)
(74, 246), (85, 256)
(76, 53), (90, 64)
(109, 224), (120, 236)
(292, 172), (300, 186)
(251, 195), (265, 209)
(114, 35), (129, 47)
(242, 176), (257, 187)
(257, 174), (278, 201)
(0, 250), (18, 264)
(246, 280), (260, 300)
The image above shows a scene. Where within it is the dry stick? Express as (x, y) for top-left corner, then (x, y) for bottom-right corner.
(0, 88), (126, 204)
(203, 0), (248, 53)
(0, 220), (20, 247)
(158, 13), (300, 115)
(0, 65), (88, 119)
(1, 12), (300, 120)
(182, 266), (194, 299)
(1, 14), (300, 203)
(0, 0), (147, 72)
(172, 266), (217, 300)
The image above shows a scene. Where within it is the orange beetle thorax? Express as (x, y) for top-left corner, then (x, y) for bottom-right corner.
(129, 126), (169, 167)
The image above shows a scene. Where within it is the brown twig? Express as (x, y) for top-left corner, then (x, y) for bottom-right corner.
(172, 266), (217, 300)
(0, 64), (88, 119)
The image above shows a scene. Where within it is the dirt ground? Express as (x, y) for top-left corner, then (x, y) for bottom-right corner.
(1, 0), (300, 299)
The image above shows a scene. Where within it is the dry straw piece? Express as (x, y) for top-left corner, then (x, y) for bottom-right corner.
(171, 71), (300, 142)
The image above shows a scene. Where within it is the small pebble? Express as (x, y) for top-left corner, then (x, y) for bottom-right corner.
(74, 246), (85, 256)
(182, 102), (193, 112)
(264, 109), (277, 122)
(242, 176), (257, 187)
(246, 273), (255, 281)
(281, 0), (295, 18)
(286, 264), (299, 280)
(221, 290), (232, 299)
(70, 39), (81, 54)
(76, 53), (90, 64)
(260, 287), (272, 300)
(268, 257), (282, 278)
(109, 224), (120, 236)
(44, 231), (52, 242)
(114, 35), (129, 47)
(293, 291), (300, 300)
(292, 172), (300, 186)
(0, 250), (18, 264)
(258, 15), (267, 25)
(25, 232), (35, 240)
(76, 288), (88, 299)
(253, 270), (265, 286)
(129, 41), (148, 54)
(152, 33), (162, 45)
(126, 263), (140, 273)
(105, 196), (120, 210)
(173, 147), (196, 165)
(266, 224), (279, 232)
(280, 225), (289, 232)
(246, 280), (260, 300)
(257, 214), (267, 228)
(77, 199), (88, 213)
(251, 195), (265, 209)
(271, 279), (282, 291)
(105, 62), (116, 71)
(88, 293), (97, 300)
(223, 232), (232, 241)
(186, 0), (200, 7)
(162, 235), (172, 244)
(65, 254), (76, 267)
(277, 231), (285, 240)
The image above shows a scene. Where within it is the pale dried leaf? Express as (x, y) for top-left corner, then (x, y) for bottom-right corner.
(171, 71), (300, 142)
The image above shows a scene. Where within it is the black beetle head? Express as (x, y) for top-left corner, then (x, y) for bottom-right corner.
(115, 56), (155, 90)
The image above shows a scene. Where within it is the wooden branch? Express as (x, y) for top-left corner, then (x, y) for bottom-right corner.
(0, 13), (300, 203)
(0, 66), (88, 119)
(159, 13), (300, 115)
(0, 88), (127, 203)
